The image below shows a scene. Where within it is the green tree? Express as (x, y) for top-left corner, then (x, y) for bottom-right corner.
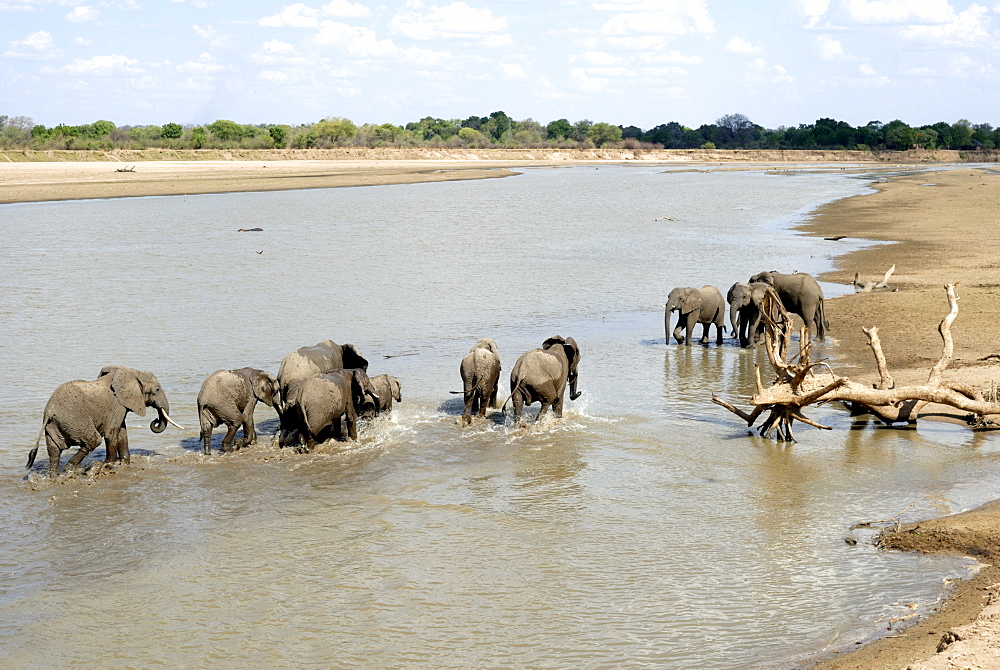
(882, 120), (915, 150)
(90, 119), (115, 136)
(571, 119), (592, 142)
(587, 122), (623, 147)
(161, 122), (183, 139)
(458, 127), (486, 147)
(950, 119), (973, 148)
(545, 118), (572, 140)
(207, 119), (244, 142)
(269, 124), (290, 148)
(191, 127), (207, 149)
(314, 116), (357, 144)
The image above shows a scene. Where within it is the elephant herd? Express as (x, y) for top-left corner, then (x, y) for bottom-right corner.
(27, 269), (820, 477)
(27, 335), (583, 477)
(665, 270), (829, 348)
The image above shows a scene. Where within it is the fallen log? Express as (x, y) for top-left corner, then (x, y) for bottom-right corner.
(713, 283), (1000, 440)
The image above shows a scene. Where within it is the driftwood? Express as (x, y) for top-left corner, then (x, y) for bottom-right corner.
(853, 264), (895, 293)
(712, 284), (1000, 441)
(115, 165), (136, 172)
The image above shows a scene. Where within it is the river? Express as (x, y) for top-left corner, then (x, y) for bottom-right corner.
(1, 164), (998, 668)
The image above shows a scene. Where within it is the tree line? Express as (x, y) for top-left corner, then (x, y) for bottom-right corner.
(1, 111), (997, 153)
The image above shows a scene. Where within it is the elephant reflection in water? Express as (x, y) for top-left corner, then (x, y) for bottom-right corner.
(27, 366), (183, 475)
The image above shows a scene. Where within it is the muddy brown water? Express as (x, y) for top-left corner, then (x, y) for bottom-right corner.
(1, 165), (998, 668)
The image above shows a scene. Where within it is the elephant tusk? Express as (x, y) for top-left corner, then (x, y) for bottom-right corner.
(163, 412), (186, 430)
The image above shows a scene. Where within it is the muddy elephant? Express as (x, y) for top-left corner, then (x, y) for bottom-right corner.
(664, 285), (725, 345)
(727, 281), (772, 348)
(460, 338), (501, 425)
(508, 335), (581, 424)
(292, 368), (380, 450)
(197, 367), (279, 454)
(750, 271), (828, 341)
(361, 374), (402, 419)
(275, 340), (368, 446)
(27, 366), (183, 475)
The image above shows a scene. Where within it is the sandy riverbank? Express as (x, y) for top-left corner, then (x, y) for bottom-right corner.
(3, 158), (999, 669)
(806, 166), (1000, 670)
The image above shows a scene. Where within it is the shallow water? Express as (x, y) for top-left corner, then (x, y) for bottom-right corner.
(1, 165), (998, 668)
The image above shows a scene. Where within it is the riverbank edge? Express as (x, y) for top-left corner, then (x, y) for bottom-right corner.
(801, 167), (1000, 670)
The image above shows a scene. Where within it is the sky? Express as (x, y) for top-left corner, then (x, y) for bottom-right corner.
(2, 0), (999, 131)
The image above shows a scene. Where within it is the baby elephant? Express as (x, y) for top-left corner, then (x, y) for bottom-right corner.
(460, 338), (501, 425)
(664, 285), (725, 345)
(296, 368), (380, 451)
(197, 367), (279, 454)
(361, 374), (402, 419)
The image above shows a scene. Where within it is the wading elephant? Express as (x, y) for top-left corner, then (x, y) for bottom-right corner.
(749, 271), (828, 341)
(664, 285), (725, 345)
(508, 335), (581, 424)
(361, 374), (402, 419)
(197, 367), (279, 454)
(275, 340), (369, 446)
(727, 281), (772, 348)
(293, 368), (380, 450)
(460, 338), (501, 425)
(27, 366), (182, 475)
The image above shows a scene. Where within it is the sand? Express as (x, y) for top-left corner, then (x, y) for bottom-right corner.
(3, 157), (999, 669)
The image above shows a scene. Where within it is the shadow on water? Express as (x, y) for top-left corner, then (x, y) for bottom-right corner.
(178, 418), (282, 453)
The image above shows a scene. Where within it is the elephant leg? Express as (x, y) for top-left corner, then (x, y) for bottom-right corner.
(536, 400), (552, 421)
(672, 323), (685, 344)
(462, 389), (475, 424)
(104, 424), (130, 464)
(65, 426), (103, 471)
(685, 313), (697, 346)
(237, 410), (257, 449)
(44, 424), (70, 474)
(345, 409), (358, 441)
(699, 322), (711, 344)
(512, 389), (524, 424)
(478, 387), (489, 417)
(220, 423), (240, 452)
(200, 426), (214, 455)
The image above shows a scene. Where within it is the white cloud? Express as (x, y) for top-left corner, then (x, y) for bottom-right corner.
(595, 0), (714, 37)
(899, 4), (991, 46)
(60, 53), (140, 74)
(725, 36), (758, 54)
(842, 0), (954, 24)
(177, 57), (226, 73)
(66, 5), (98, 22)
(750, 58), (794, 84)
(947, 53), (995, 77)
(858, 63), (877, 75)
(570, 50), (623, 66)
(498, 62), (527, 79)
(259, 4), (320, 28)
(817, 34), (853, 60)
(638, 50), (701, 64)
(262, 39), (295, 54)
(4, 29), (62, 59)
(798, 0), (831, 27)
(259, 69), (289, 81)
(314, 20), (398, 57)
(322, 0), (369, 17)
(389, 2), (509, 40)
(570, 66), (610, 93)
(72, 36), (92, 46)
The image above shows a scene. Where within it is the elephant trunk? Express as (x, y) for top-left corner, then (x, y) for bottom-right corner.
(149, 399), (185, 433)
(730, 301), (741, 336)
(568, 373), (581, 401)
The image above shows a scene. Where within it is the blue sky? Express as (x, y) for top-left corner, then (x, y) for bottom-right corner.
(3, 0), (999, 130)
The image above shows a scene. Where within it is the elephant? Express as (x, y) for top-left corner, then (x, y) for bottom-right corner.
(197, 367), (279, 455)
(749, 271), (829, 341)
(460, 338), (501, 425)
(664, 285), (725, 345)
(292, 368), (380, 450)
(508, 335), (581, 424)
(275, 340), (368, 446)
(27, 366), (183, 475)
(360, 374), (402, 419)
(726, 281), (772, 348)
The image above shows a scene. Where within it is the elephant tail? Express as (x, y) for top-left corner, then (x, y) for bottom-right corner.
(500, 380), (523, 412)
(26, 426), (43, 469)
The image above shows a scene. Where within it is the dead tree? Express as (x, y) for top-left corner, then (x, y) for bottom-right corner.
(712, 284), (1000, 441)
(853, 264), (896, 293)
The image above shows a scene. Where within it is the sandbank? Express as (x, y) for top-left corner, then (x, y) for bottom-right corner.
(806, 166), (1000, 669)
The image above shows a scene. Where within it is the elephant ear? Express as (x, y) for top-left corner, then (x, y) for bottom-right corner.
(391, 376), (402, 402)
(542, 335), (566, 350)
(109, 367), (147, 416)
(254, 371), (278, 407)
(682, 290), (703, 313)
(563, 337), (580, 367)
(481, 338), (499, 357)
(726, 283), (742, 304)
(342, 344), (369, 371)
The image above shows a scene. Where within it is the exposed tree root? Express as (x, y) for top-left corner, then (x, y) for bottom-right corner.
(713, 284), (1000, 441)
